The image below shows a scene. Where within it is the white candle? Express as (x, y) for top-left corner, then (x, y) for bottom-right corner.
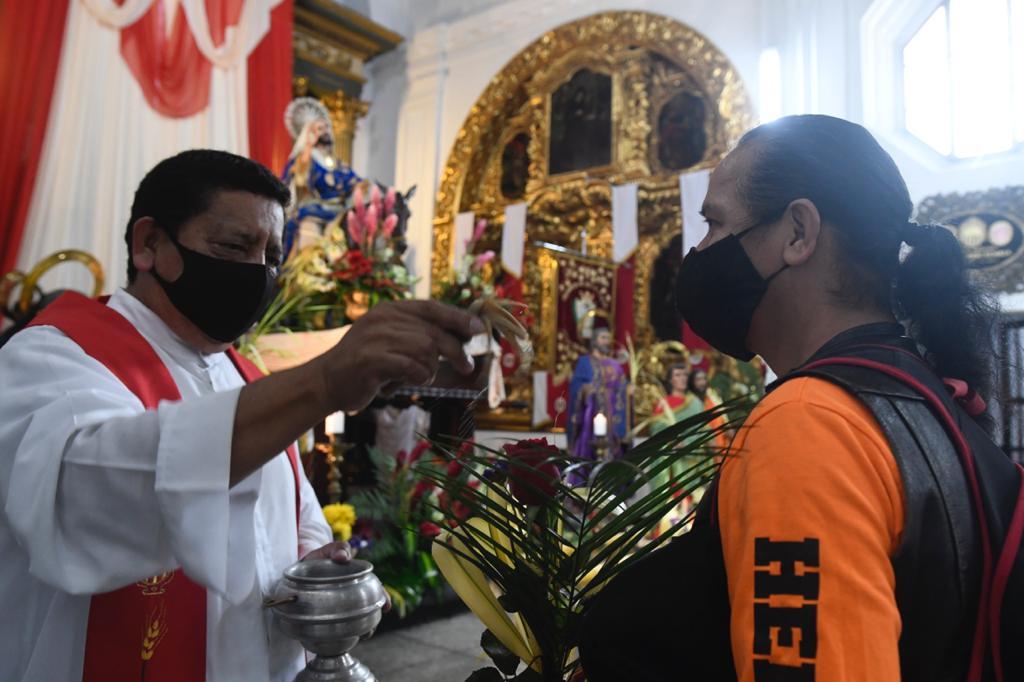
(593, 412), (608, 437)
(325, 411), (346, 435)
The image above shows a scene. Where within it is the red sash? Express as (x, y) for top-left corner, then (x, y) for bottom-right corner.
(29, 292), (302, 682)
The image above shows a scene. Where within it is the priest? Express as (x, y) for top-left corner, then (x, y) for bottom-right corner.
(0, 150), (482, 681)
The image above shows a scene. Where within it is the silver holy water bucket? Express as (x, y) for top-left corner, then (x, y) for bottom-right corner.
(268, 559), (388, 681)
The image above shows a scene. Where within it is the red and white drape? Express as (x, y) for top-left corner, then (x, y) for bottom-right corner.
(0, 0), (293, 291)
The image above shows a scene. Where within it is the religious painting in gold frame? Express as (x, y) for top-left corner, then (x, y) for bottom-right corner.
(915, 186), (1024, 294)
(432, 11), (756, 430)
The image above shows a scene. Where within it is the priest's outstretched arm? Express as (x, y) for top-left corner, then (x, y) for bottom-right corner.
(0, 298), (481, 601)
(229, 299), (482, 485)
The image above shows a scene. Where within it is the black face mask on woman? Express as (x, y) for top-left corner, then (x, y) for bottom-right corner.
(674, 224), (787, 361)
(152, 234), (278, 343)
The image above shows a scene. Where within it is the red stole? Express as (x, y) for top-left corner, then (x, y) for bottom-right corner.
(29, 292), (301, 681)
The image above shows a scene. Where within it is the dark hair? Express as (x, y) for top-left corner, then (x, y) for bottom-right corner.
(664, 362), (690, 389)
(124, 149), (290, 281)
(736, 115), (999, 420)
(687, 367), (708, 394)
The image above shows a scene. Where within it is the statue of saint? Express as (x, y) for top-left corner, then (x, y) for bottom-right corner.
(649, 363), (731, 496)
(568, 323), (629, 465)
(650, 362), (703, 435)
(281, 97), (361, 259)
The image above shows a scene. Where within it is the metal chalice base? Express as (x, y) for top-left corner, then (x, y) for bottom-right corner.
(269, 559), (387, 681)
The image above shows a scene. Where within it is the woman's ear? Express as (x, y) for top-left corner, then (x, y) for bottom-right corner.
(782, 198), (822, 267)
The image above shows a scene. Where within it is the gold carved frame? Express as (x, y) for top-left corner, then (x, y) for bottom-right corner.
(432, 11), (754, 429)
(915, 186), (1024, 294)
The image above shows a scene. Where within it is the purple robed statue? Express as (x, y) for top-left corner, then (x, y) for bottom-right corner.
(567, 325), (629, 469)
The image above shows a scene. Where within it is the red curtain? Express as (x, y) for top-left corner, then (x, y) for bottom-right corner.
(0, 0), (71, 277)
(120, 0), (244, 118)
(247, 0), (293, 175)
(614, 256), (636, 346)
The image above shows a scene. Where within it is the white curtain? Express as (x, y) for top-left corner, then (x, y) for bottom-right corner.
(18, 0), (279, 293)
(81, 0), (274, 67)
(80, 0), (154, 27)
(181, 0), (276, 68)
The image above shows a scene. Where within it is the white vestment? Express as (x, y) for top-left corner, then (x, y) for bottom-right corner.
(0, 289), (332, 681)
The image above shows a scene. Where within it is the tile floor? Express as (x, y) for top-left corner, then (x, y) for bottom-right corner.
(354, 611), (488, 681)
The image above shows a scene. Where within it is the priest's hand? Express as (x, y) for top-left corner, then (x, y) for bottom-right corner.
(302, 541), (356, 563)
(317, 300), (485, 413)
(301, 541), (392, 613)
(230, 300), (482, 486)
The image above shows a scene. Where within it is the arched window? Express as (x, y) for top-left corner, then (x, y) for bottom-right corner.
(902, 0), (1024, 159)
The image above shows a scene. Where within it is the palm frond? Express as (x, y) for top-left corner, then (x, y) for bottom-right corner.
(418, 394), (754, 680)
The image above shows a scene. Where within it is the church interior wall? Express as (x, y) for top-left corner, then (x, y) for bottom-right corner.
(356, 0), (762, 298)
(353, 0), (1024, 309)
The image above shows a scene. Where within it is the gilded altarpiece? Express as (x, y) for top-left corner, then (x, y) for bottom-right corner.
(432, 11), (755, 430)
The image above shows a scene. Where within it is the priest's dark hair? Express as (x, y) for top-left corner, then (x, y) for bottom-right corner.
(735, 114), (999, 423)
(124, 149), (290, 281)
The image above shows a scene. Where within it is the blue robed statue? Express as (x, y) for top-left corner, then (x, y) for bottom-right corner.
(281, 97), (361, 259)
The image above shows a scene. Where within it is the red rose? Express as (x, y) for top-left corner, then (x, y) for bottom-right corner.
(502, 438), (562, 506)
(447, 459), (464, 478)
(419, 521), (442, 538)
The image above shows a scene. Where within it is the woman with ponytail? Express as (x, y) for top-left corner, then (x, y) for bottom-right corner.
(581, 115), (1022, 682)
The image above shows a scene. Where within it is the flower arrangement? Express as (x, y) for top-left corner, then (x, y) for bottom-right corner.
(332, 184), (415, 308)
(345, 440), (474, 617)
(432, 218), (535, 376)
(237, 183), (415, 370)
(436, 219), (497, 308)
(416, 405), (746, 681)
(322, 502), (356, 541)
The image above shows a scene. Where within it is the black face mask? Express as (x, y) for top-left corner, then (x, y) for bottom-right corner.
(675, 225), (787, 361)
(152, 236), (278, 343)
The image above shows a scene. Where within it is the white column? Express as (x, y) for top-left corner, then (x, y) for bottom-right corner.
(394, 25), (448, 299)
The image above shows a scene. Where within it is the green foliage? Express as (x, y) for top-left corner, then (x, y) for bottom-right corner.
(347, 444), (446, 619)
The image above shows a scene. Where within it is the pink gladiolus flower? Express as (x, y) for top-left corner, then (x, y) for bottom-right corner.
(370, 185), (382, 217)
(474, 251), (495, 268)
(382, 214), (399, 239)
(353, 186), (366, 222)
(346, 210), (364, 245)
(365, 204), (378, 242)
(384, 187), (397, 215)
(472, 219), (487, 244)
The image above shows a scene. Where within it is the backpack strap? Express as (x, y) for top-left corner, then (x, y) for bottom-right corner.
(802, 356), (1024, 682)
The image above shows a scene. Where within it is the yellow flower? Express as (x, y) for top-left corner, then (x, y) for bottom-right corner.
(322, 503), (356, 525)
(322, 503), (343, 524)
(331, 521), (352, 541)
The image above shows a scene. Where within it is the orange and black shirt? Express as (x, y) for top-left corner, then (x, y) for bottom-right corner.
(719, 376), (905, 681)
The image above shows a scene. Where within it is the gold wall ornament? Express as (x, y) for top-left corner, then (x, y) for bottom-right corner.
(915, 186), (1024, 294)
(436, 11), (754, 430)
(321, 90), (370, 166)
(291, 1), (401, 170)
